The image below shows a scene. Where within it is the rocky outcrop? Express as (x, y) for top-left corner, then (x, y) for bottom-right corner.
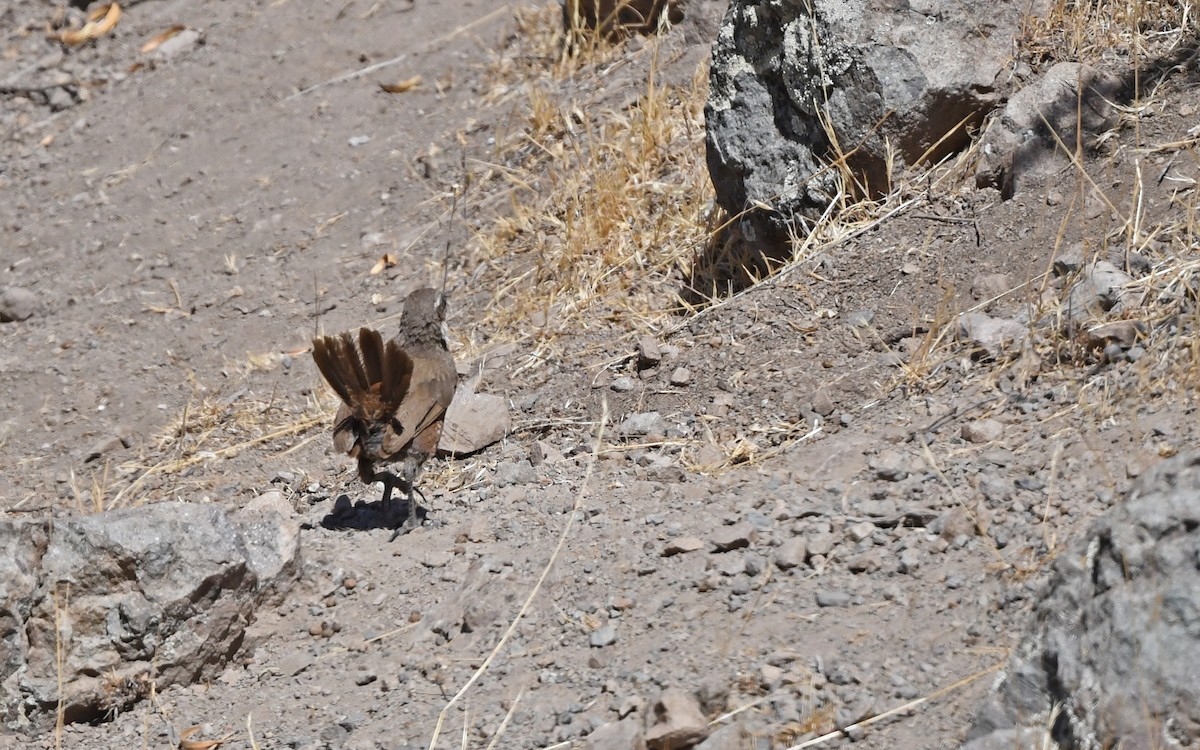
(0, 502), (299, 730)
(967, 453), (1200, 748)
(705, 0), (1024, 242)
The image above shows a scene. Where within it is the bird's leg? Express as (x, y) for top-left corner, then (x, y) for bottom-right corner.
(374, 471), (400, 525)
(388, 481), (419, 541)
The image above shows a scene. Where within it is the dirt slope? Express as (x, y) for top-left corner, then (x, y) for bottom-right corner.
(2, 1), (1199, 749)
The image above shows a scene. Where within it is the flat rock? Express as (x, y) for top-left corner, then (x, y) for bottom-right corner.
(959, 312), (1028, 358)
(962, 418), (1004, 444)
(663, 537), (705, 556)
(584, 718), (647, 750)
(710, 523), (756, 552)
(440, 387), (510, 456)
(644, 688), (708, 750)
(620, 411), (667, 438)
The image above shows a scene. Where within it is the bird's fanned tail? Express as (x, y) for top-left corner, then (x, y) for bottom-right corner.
(311, 328), (415, 421)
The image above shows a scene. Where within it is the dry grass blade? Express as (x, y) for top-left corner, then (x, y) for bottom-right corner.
(179, 725), (233, 750)
(246, 712), (261, 750)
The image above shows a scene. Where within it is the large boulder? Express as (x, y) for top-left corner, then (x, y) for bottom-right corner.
(704, 0), (1027, 242)
(967, 453), (1200, 748)
(0, 502), (299, 730)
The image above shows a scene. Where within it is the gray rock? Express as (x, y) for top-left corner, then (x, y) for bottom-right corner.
(669, 367), (691, 387)
(695, 719), (754, 750)
(845, 521), (876, 543)
(773, 538), (807, 570)
(976, 63), (1123, 196)
(153, 28), (203, 60)
(620, 412), (668, 438)
(844, 309), (874, 328)
(644, 688), (708, 750)
(811, 389), (836, 417)
(663, 537), (705, 556)
(815, 590), (851, 608)
(932, 507), (976, 540)
(637, 337), (662, 369)
(706, 0), (1022, 243)
(806, 532), (835, 557)
(0, 287), (37, 322)
(710, 523), (757, 552)
(967, 453), (1200, 747)
(47, 87), (74, 112)
(1062, 261), (1135, 323)
(0, 503), (299, 729)
(440, 387), (510, 455)
(583, 718), (647, 750)
(970, 273), (1014, 305)
(1083, 319), (1147, 350)
(611, 376), (636, 393)
(962, 418), (1004, 444)
(958, 312), (1028, 358)
(897, 547), (922, 574)
(589, 624), (618, 648)
(870, 450), (910, 482)
(962, 727), (1050, 750)
(846, 550), (882, 573)
(495, 459), (536, 487)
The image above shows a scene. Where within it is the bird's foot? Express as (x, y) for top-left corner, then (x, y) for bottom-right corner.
(386, 486), (428, 541)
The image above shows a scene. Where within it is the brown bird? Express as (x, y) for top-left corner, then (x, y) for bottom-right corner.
(311, 287), (457, 536)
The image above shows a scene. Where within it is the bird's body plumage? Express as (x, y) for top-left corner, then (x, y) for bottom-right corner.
(311, 287), (456, 535)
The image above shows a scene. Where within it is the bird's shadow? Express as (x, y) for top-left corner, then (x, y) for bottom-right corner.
(320, 494), (427, 532)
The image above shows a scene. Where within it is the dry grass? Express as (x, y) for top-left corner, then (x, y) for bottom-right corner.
(106, 373), (327, 509)
(1020, 0), (1194, 71)
(469, 6), (713, 363)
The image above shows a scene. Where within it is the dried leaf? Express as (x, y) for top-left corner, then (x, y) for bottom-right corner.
(179, 725), (232, 750)
(369, 253), (397, 275)
(60, 3), (121, 45)
(379, 75), (421, 94)
(140, 25), (186, 54)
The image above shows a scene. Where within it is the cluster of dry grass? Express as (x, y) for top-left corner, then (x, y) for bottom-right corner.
(1020, 0), (1194, 70)
(93, 381), (326, 510)
(465, 4), (713, 362)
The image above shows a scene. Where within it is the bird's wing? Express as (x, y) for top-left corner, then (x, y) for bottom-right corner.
(381, 352), (456, 457)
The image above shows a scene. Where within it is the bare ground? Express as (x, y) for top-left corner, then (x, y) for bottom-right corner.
(2, 1), (1199, 748)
